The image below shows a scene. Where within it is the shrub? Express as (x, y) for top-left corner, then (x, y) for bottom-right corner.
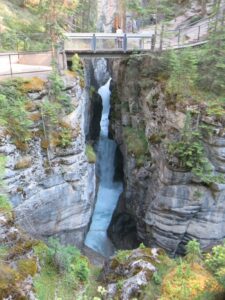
(166, 49), (198, 101)
(34, 238), (90, 299)
(72, 54), (84, 78)
(115, 250), (131, 264)
(205, 242), (225, 287)
(161, 261), (223, 300)
(166, 113), (224, 184)
(185, 240), (202, 263)
(58, 127), (73, 148)
(48, 69), (73, 114)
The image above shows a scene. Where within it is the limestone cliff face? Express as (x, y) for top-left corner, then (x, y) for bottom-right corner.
(0, 74), (96, 248)
(108, 55), (225, 254)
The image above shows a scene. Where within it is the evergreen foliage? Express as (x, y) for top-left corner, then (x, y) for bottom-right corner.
(205, 242), (225, 288)
(0, 80), (32, 145)
(166, 49), (198, 101)
(167, 113), (224, 184)
(34, 239), (90, 299)
(198, 18), (225, 95)
(74, 0), (97, 32)
(185, 239), (202, 263)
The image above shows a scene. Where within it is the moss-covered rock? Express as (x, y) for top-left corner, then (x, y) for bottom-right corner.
(17, 258), (38, 279)
(21, 77), (45, 93)
(101, 247), (164, 300)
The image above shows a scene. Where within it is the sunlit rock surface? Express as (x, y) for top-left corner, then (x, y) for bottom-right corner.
(0, 74), (96, 248)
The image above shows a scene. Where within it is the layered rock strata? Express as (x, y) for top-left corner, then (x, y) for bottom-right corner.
(108, 54), (225, 254)
(0, 74), (96, 248)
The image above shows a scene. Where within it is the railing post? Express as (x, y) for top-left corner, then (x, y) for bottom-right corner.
(139, 38), (143, 49)
(197, 25), (201, 41)
(178, 28), (181, 46)
(159, 24), (164, 51)
(123, 33), (127, 53)
(92, 34), (96, 53)
(9, 54), (13, 77)
(151, 34), (156, 51)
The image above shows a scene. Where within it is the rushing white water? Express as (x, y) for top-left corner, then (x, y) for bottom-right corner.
(85, 79), (123, 257)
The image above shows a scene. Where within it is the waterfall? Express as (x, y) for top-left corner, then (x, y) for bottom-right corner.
(85, 79), (123, 257)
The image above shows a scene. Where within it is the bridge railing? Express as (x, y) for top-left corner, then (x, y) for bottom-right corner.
(64, 33), (154, 52)
(64, 16), (217, 53)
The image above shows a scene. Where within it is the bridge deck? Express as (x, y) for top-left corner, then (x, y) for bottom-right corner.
(64, 33), (154, 54)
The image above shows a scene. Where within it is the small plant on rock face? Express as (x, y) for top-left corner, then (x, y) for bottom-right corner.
(0, 156), (12, 216)
(85, 144), (97, 163)
(72, 54), (84, 78)
(48, 68), (73, 114)
(123, 126), (150, 167)
(115, 250), (131, 263)
(139, 242), (146, 249)
(58, 127), (73, 148)
(185, 240), (202, 263)
(0, 84), (33, 145)
(166, 113), (225, 184)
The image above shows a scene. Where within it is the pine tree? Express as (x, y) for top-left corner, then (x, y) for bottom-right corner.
(198, 6), (225, 95)
(166, 48), (198, 100)
(37, 0), (78, 56)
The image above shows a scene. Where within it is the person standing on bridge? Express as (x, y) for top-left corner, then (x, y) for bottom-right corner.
(116, 26), (123, 48)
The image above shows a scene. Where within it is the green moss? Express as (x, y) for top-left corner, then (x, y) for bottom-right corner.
(123, 127), (149, 166)
(9, 240), (38, 259)
(0, 195), (12, 216)
(17, 258), (38, 279)
(115, 250), (132, 264)
(0, 246), (9, 260)
(86, 144), (97, 164)
(0, 263), (20, 299)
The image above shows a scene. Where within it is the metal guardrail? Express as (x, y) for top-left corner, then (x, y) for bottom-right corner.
(64, 16), (221, 53)
(0, 51), (65, 78)
(64, 33), (155, 52)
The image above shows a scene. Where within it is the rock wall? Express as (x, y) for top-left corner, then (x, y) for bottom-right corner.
(108, 54), (225, 254)
(84, 58), (110, 141)
(0, 74), (96, 248)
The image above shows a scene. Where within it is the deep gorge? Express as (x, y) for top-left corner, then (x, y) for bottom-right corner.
(2, 53), (225, 258)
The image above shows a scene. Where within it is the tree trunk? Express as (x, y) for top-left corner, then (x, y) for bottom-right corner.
(201, 0), (207, 16)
